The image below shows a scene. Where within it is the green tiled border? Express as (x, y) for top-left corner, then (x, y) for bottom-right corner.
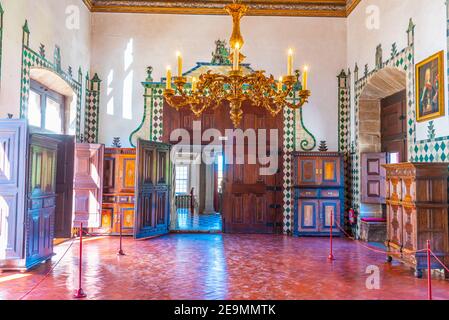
(84, 73), (101, 143)
(19, 21), (84, 141)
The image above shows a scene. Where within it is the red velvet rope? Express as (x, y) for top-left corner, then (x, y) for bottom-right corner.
(430, 250), (449, 273)
(334, 220), (427, 256)
(335, 220), (449, 274)
(18, 238), (76, 300)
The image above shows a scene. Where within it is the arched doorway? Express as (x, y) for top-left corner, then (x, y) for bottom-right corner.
(358, 67), (407, 219)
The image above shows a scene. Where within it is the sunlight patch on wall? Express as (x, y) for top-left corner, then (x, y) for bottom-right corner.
(122, 39), (134, 120)
(107, 70), (114, 116)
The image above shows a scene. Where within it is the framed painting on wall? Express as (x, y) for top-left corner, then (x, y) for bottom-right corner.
(415, 51), (445, 122)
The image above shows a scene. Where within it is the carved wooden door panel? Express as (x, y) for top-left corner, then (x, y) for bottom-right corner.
(134, 139), (172, 239)
(381, 90), (407, 163)
(27, 134), (59, 267)
(50, 135), (75, 238)
(221, 105), (283, 234)
(361, 153), (387, 204)
(222, 151), (283, 234)
(0, 120), (28, 267)
(73, 143), (104, 228)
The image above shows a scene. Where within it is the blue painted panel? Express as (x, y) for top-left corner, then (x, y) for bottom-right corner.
(321, 201), (338, 229)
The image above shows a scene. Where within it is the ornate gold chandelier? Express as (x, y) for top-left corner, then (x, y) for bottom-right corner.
(163, 1), (311, 127)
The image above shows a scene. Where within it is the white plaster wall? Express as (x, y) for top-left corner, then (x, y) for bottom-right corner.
(347, 0), (448, 141)
(91, 13), (347, 148)
(0, 0), (91, 119)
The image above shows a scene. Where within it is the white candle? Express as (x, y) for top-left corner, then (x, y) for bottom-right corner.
(303, 66), (308, 90)
(233, 43), (240, 71)
(176, 51), (183, 77)
(192, 77), (197, 92)
(166, 66), (172, 90)
(287, 49), (294, 76)
(278, 76), (283, 92)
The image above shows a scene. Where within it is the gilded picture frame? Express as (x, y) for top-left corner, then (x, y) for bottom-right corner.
(415, 51), (445, 122)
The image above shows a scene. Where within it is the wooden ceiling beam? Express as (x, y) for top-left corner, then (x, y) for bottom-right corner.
(82, 0), (361, 17)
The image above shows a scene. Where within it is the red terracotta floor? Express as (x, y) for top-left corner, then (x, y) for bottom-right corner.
(0, 234), (448, 300)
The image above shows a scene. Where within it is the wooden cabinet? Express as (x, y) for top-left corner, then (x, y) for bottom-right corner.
(384, 163), (449, 278)
(293, 152), (344, 236)
(93, 148), (136, 235)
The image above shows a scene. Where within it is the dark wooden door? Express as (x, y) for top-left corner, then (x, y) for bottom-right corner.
(222, 150), (282, 233)
(0, 120), (28, 267)
(47, 135), (75, 238)
(381, 90), (407, 162)
(73, 143), (104, 228)
(361, 153), (387, 204)
(163, 101), (283, 234)
(26, 134), (59, 267)
(221, 106), (283, 234)
(134, 139), (171, 239)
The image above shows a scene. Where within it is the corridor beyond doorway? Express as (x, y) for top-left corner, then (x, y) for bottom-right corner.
(172, 149), (224, 233)
(175, 209), (222, 233)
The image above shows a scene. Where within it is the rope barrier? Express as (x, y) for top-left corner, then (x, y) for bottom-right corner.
(18, 237), (76, 301)
(332, 213), (449, 300)
(430, 250), (449, 273)
(334, 219), (427, 256)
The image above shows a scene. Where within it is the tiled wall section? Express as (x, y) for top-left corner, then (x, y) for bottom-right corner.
(410, 3), (449, 162)
(347, 14), (449, 216)
(337, 70), (351, 222)
(84, 73), (101, 143)
(282, 107), (295, 234)
(346, 20), (415, 215)
(19, 21), (83, 141)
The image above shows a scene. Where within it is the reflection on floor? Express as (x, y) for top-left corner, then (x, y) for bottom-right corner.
(175, 208), (222, 232)
(1, 234), (449, 300)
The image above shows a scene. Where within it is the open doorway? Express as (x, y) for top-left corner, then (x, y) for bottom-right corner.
(358, 67), (407, 225)
(172, 148), (223, 233)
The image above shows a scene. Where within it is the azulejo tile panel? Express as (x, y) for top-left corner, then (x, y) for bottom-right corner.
(84, 73), (101, 143)
(19, 21), (83, 141)
(337, 70), (351, 222)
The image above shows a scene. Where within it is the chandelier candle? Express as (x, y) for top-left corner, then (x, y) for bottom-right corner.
(278, 77), (283, 92)
(288, 49), (293, 76)
(303, 66), (308, 90)
(162, 1), (311, 127)
(177, 52), (183, 77)
(192, 77), (197, 92)
(166, 66), (172, 90)
(233, 43), (240, 71)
